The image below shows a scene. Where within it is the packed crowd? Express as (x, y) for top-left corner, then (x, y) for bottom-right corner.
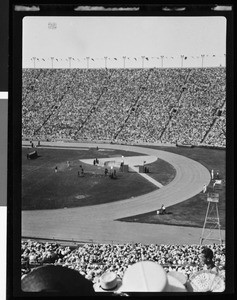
(22, 67), (226, 147)
(21, 239), (226, 283)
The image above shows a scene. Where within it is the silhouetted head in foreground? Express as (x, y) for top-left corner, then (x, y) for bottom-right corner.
(21, 265), (96, 296)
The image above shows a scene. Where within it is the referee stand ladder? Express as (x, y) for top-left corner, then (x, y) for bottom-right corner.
(200, 193), (222, 244)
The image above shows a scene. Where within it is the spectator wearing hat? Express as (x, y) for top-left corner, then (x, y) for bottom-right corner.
(116, 261), (187, 293)
(93, 271), (122, 292)
(21, 240), (225, 283)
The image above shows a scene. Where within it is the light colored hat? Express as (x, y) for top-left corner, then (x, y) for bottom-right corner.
(168, 271), (188, 286)
(117, 261), (187, 292)
(93, 271), (122, 292)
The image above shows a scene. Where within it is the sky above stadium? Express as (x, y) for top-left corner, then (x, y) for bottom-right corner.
(23, 16), (226, 68)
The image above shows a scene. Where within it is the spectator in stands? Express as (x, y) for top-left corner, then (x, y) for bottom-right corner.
(199, 247), (218, 273)
(21, 240), (225, 284)
(93, 271), (122, 292)
(21, 265), (96, 296)
(22, 67), (225, 147)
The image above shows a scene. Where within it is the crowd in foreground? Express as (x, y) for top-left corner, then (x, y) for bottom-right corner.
(21, 239), (226, 287)
(22, 67), (226, 147)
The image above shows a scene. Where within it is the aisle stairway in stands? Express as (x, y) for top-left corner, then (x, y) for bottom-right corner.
(113, 69), (152, 141)
(159, 69), (193, 141)
(201, 100), (226, 144)
(76, 70), (115, 133)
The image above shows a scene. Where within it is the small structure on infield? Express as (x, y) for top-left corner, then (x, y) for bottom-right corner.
(27, 150), (38, 159)
(212, 179), (222, 191)
(121, 164), (129, 173)
(200, 193), (222, 244)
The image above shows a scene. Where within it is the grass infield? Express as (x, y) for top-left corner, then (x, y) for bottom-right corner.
(22, 145), (225, 229)
(118, 145), (225, 229)
(22, 146), (174, 210)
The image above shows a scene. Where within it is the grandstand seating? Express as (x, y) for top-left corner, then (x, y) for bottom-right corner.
(22, 67), (226, 147)
(21, 239), (226, 284)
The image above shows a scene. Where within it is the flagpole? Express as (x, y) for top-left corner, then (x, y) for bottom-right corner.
(123, 56), (126, 68)
(181, 55), (184, 68)
(161, 56), (164, 68)
(68, 57), (72, 68)
(201, 54), (205, 68)
(86, 57), (90, 69)
(104, 56), (108, 69)
(141, 56), (145, 68)
(32, 57), (36, 68)
(50, 57), (54, 69)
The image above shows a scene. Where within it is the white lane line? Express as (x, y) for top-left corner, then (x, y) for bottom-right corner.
(22, 145), (89, 151)
(129, 165), (163, 188)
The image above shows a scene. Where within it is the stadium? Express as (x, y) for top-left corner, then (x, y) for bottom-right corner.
(20, 16), (227, 294)
(21, 66), (226, 291)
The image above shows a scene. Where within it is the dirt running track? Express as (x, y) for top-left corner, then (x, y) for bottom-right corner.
(22, 142), (225, 245)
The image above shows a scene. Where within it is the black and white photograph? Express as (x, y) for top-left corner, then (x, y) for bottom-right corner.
(8, 3), (235, 297)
